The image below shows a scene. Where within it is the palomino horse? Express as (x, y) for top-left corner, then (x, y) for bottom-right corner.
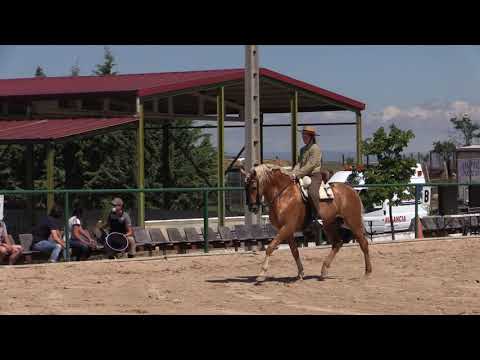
(245, 164), (372, 281)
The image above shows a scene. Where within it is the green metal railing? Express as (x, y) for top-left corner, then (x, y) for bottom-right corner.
(0, 186), (243, 261)
(1, 182), (479, 261)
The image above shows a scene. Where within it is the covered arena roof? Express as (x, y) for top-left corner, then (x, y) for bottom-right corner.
(0, 117), (137, 144)
(0, 68), (365, 112)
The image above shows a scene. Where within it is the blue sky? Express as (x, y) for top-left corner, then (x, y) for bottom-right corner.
(1, 45), (480, 157)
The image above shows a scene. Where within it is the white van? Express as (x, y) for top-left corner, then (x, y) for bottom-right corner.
(328, 164), (431, 234)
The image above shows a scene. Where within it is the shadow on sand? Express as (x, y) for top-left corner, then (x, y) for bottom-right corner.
(206, 274), (334, 285)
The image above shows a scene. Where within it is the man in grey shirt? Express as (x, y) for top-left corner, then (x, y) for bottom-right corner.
(102, 197), (136, 259)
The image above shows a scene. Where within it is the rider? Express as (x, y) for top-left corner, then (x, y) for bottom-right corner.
(290, 126), (324, 224)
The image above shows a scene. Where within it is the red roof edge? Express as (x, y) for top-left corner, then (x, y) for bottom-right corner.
(259, 68), (366, 111)
(138, 70), (244, 97)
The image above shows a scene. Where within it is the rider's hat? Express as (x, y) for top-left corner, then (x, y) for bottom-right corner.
(300, 126), (318, 136)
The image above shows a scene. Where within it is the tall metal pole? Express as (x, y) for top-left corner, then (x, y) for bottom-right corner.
(46, 142), (55, 213)
(217, 86), (225, 226)
(136, 97), (145, 227)
(244, 45), (262, 225)
(291, 91), (299, 167)
(356, 112), (363, 165)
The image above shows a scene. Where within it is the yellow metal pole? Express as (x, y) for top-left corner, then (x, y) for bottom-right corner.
(290, 91), (299, 167)
(217, 86), (225, 226)
(46, 142), (55, 213)
(356, 112), (363, 165)
(137, 99), (145, 227)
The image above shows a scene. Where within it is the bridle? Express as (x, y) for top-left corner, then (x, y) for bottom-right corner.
(245, 172), (295, 213)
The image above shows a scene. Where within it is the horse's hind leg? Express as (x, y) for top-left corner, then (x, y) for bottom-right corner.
(287, 236), (304, 280)
(353, 228), (372, 275)
(320, 224), (343, 279)
(257, 226), (293, 282)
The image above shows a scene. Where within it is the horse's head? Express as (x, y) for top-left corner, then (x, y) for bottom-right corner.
(244, 168), (261, 214)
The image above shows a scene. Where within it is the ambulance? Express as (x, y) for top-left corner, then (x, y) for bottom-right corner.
(327, 164), (431, 234)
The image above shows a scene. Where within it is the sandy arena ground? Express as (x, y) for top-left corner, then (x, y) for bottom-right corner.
(1, 237), (480, 315)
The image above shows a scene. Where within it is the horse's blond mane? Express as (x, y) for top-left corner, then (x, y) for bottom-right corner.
(253, 164), (291, 193)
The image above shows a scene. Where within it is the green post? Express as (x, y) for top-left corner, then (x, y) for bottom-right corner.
(46, 142), (55, 213)
(64, 191), (70, 261)
(290, 91), (298, 167)
(356, 112), (363, 165)
(137, 99), (145, 227)
(25, 144), (34, 230)
(217, 87), (225, 226)
(260, 113), (264, 164)
(203, 190), (209, 253)
(414, 184), (419, 239)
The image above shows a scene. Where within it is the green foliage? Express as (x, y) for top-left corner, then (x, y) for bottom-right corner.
(93, 46), (118, 75)
(450, 114), (480, 146)
(70, 59), (80, 76)
(362, 125), (417, 209)
(35, 66), (46, 77)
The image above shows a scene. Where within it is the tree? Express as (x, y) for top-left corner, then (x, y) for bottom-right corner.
(450, 114), (480, 146)
(93, 46), (118, 75)
(362, 125), (416, 240)
(35, 66), (46, 77)
(432, 140), (456, 178)
(70, 59), (80, 76)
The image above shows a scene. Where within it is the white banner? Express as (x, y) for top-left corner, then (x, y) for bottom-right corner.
(0, 195), (4, 221)
(458, 158), (480, 183)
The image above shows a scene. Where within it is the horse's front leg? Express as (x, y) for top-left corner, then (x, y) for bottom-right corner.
(257, 225), (294, 282)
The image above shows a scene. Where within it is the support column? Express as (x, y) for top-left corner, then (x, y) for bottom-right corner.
(244, 45), (261, 225)
(217, 86), (225, 226)
(260, 113), (264, 164)
(290, 91), (299, 167)
(356, 112), (363, 165)
(25, 144), (34, 229)
(137, 97), (145, 227)
(46, 142), (55, 213)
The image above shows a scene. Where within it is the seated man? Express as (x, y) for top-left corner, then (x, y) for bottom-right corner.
(32, 204), (65, 263)
(101, 197), (136, 259)
(0, 219), (23, 265)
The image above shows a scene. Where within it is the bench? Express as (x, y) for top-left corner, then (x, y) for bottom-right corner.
(218, 225), (238, 251)
(201, 227), (226, 249)
(234, 224), (256, 251)
(18, 234), (42, 263)
(166, 228), (189, 254)
(148, 228), (171, 256)
(183, 227), (205, 251)
(132, 227), (156, 255)
(249, 224), (271, 251)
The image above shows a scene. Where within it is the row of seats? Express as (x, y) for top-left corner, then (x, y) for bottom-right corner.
(420, 215), (480, 236)
(132, 224), (311, 255)
(15, 224), (312, 263)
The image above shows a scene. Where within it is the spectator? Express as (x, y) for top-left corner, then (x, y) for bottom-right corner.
(32, 204), (65, 263)
(102, 197), (136, 259)
(0, 219), (23, 265)
(68, 206), (96, 261)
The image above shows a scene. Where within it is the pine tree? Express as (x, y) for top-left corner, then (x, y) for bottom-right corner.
(93, 46), (118, 75)
(35, 66), (46, 77)
(70, 59), (80, 76)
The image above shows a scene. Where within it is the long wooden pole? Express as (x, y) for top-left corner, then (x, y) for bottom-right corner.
(217, 86), (225, 226)
(137, 98), (145, 227)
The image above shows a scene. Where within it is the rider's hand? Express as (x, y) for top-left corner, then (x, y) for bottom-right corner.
(290, 174), (297, 182)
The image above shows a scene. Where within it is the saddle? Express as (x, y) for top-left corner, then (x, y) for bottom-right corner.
(299, 176), (335, 201)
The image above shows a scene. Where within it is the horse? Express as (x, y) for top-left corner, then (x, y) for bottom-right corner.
(244, 164), (372, 282)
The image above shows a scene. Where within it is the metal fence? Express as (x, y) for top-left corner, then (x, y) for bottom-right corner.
(1, 182), (479, 261)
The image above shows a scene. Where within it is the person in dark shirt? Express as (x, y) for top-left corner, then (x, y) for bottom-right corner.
(32, 205), (65, 263)
(102, 197), (136, 259)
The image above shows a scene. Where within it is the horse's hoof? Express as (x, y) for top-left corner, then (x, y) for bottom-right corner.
(256, 275), (266, 283)
(297, 273), (304, 281)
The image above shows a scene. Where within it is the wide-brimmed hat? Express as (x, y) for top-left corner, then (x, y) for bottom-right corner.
(299, 126), (318, 136)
